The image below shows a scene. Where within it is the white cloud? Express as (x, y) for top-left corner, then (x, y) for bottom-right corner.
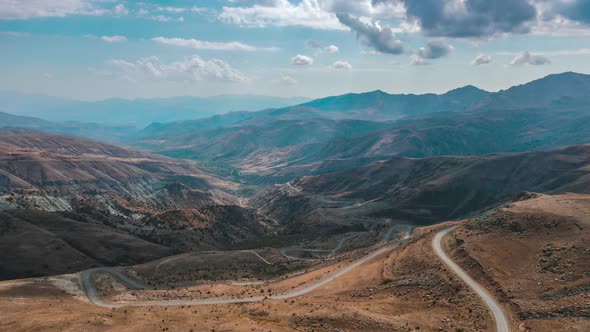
(157, 6), (186, 13)
(219, 0), (406, 30)
(152, 37), (278, 51)
(325, 44), (339, 53)
(290, 54), (314, 66)
(416, 40), (453, 59)
(471, 54), (492, 66)
(0, 0), (108, 20)
(106, 55), (248, 82)
(332, 60), (352, 70)
(280, 75), (297, 85)
(510, 51), (551, 66)
(114, 3), (128, 16)
(219, 0), (346, 30)
(146, 14), (184, 22)
(336, 13), (404, 55)
(410, 55), (430, 66)
(101, 35), (127, 43)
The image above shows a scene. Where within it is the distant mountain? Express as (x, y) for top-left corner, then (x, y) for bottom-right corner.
(130, 72), (590, 184)
(252, 144), (590, 229)
(0, 91), (309, 126)
(141, 84), (491, 138)
(0, 111), (137, 142)
(296, 85), (489, 119)
(140, 72), (590, 140)
(482, 71), (590, 109)
(133, 73), (590, 183)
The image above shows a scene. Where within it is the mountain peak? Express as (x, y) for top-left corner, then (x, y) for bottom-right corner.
(367, 89), (389, 96)
(444, 85), (489, 98)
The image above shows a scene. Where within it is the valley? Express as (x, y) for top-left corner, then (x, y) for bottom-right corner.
(1, 72), (590, 331)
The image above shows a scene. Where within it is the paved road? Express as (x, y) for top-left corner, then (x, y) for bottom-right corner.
(432, 226), (510, 332)
(82, 230), (411, 308)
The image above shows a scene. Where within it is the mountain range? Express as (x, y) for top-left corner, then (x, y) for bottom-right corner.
(129, 72), (590, 183)
(2, 71), (590, 281)
(0, 92), (309, 126)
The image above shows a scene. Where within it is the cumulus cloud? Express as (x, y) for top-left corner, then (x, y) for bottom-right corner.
(291, 54), (314, 65)
(510, 51), (551, 66)
(376, 0), (537, 38)
(280, 74), (297, 85)
(336, 13), (403, 55)
(416, 40), (453, 59)
(471, 54), (492, 65)
(408, 40), (452, 65)
(218, 0), (410, 31)
(219, 0), (345, 30)
(306, 40), (339, 55)
(322, 0), (406, 19)
(106, 55), (248, 82)
(114, 4), (128, 16)
(152, 37), (278, 51)
(325, 44), (339, 53)
(332, 60), (352, 69)
(101, 35), (127, 43)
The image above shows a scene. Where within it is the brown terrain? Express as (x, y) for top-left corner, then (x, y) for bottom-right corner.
(447, 193), (590, 331)
(0, 193), (587, 331)
(0, 133), (281, 280)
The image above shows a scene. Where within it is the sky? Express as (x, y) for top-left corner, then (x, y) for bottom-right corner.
(1, 0), (590, 100)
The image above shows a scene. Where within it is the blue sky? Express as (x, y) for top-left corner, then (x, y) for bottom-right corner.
(1, 0), (590, 100)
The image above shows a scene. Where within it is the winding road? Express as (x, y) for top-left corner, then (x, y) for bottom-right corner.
(81, 229), (412, 308)
(433, 226), (510, 332)
(280, 234), (356, 262)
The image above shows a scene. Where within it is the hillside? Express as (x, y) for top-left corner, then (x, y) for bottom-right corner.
(448, 193), (590, 330)
(252, 144), (590, 228)
(0, 209), (174, 280)
(140, 118), (393, 164)
(0, 132), (238, 214)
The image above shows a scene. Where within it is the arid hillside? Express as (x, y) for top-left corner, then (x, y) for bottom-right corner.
(446, 193), (590, 331)
(0, 133), (281, 280)
(0, 133), (238, 214)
